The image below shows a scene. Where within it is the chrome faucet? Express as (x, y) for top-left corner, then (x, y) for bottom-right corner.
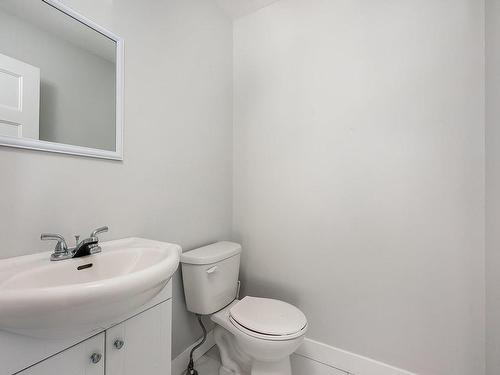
(41, 226), (109, 261)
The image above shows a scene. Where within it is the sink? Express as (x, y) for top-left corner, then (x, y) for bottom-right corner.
(0, 237), (181, 338)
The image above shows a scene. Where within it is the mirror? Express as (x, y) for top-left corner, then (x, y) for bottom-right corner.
(0, 0), (123, 160)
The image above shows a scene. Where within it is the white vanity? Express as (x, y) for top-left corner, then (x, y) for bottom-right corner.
(0, 237), (181, 375)
(0, 1), (181, 373)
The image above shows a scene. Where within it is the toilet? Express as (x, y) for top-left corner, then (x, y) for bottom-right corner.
(180, 242), (307, 375)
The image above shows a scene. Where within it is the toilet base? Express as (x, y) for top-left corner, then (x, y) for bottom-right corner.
(214, 325), (293, 375)
(215, 325), (252, 375)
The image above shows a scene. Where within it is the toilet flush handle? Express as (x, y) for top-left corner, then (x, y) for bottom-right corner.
(206, 266), (218, 275)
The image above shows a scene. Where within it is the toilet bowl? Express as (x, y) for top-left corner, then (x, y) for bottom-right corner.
(212, 297), (307, 375)
(180, 242), (308, 375)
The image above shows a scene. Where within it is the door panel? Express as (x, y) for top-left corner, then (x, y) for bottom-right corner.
(106, 301), (171, 375)
(0, 53), (40, 139)
(18, 333), (104, 375)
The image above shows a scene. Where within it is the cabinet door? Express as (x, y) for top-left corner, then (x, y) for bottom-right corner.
(18, 333), (104, 375)
(106, 300), (171, 375)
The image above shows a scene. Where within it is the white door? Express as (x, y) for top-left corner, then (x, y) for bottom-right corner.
(106, 301), (172, 375)
(18, 333), (105, 375)
(0, 53), (40, 139)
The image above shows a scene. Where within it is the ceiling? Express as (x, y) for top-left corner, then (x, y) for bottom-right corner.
(215, 0), (281, 19)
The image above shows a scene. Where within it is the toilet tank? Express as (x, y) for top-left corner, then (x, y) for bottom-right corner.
(180, 241), (241, 315)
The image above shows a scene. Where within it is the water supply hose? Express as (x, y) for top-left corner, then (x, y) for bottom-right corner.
(185, 314), (207, 375)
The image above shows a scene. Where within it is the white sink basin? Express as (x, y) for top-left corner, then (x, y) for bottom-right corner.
(0, 237), (181, 338)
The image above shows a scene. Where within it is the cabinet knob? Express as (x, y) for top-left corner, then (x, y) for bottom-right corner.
(114, 339), (125, 350)
(90, 353), (102, 364)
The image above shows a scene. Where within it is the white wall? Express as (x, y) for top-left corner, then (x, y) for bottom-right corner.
(233, 1), (485, 374)
(0, 9), (116, 151)
(0, 0), (233, 360)
(486, 1), (500, 374)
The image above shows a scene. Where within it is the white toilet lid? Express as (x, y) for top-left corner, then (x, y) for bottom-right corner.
(229, 296), (307, 336)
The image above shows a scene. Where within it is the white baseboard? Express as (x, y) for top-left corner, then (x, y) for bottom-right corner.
(172, 332), (417, 375)
(172, 330), (215, 375)
(296, 338), (418, 375)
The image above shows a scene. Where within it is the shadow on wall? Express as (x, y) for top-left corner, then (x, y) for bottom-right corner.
(239, 266), (305, 312)
(232, 233), (304, 308)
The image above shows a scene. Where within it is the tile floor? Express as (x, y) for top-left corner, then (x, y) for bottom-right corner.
(188, 345), (349, 375)
(189, 346), (221, 375)
(190, 355), (220, 375)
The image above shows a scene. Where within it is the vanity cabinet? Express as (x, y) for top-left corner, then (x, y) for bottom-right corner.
(15, 301), (171, 375)
(18, 333), (105, 375)
(106, 301), (171, 375)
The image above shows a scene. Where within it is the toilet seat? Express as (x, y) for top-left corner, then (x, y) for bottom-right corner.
(229, 297), (307, 341)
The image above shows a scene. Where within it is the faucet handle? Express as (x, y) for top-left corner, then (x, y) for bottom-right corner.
(74, 235), (80, 245)
(41, 233), (68, 254)
(90, 226), (108, 240)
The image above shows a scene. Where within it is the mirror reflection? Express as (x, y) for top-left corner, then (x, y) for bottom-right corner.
(0, 0), (117, 152)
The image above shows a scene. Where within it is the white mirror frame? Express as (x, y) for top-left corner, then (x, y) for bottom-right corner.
(0, 0), (124, 160)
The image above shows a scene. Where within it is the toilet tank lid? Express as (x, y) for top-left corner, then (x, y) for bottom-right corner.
(181, 241), (242, 265)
